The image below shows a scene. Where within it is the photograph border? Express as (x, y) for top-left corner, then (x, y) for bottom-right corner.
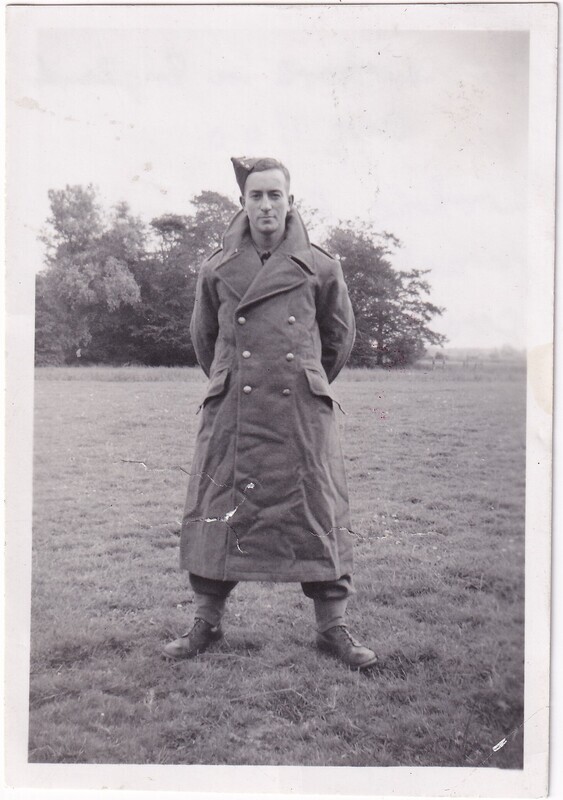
(3, 2), (557, 797)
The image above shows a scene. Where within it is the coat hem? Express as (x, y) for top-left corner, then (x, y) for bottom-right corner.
(180, 564), (353, 583)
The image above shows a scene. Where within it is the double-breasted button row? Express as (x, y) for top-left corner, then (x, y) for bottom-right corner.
(241, 350), (293, 362)
(238, 314), (295, 325)
(242, 385), (291, 396)
(238, 313), (294, 397)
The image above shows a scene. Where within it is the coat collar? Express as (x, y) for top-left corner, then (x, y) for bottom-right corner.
(215, 208), (316, 274)
(214, 209), (316, 313)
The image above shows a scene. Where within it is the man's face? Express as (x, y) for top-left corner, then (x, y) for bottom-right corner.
(241, 169), (293, 238)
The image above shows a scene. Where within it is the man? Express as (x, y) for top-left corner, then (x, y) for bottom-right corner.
(164, 157), (376, 669)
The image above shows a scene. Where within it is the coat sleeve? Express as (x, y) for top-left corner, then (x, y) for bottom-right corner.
(189, 259), (220, 378)
(316, 258), (356, 383)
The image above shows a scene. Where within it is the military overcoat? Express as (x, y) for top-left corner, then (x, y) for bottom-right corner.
(180, 208), (356, 582)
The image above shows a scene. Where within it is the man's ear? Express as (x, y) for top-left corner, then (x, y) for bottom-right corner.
(240, 195), (245, 209)
(288, 194), (294, 209)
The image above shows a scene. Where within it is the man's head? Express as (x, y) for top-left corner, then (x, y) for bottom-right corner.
(232, 157), (294, 244)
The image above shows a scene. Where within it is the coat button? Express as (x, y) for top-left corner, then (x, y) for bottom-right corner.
(287, 315), (296, 324)
(282, 388), (291, 396)
(243, 385), (252, 394)
(242, 350), (251, 359)
(237, 316), (247, 325)
(286, 352), (294, 361)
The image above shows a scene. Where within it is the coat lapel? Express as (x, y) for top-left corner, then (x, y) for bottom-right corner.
(235, 252), (307, 313)
(215, 249), (263, 301)
(214, 209), (315, 313)
(213, 211), (262, 300)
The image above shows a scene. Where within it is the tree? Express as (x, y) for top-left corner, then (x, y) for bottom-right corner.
(322, 224), (446, 367)
(83, 201), (151, 363)
(36, 185), (445, 368)
(36, 186), (143, 364)
(189, 190), (239, 256)
(127, 191), (239, 365)
(34, 272), (77, 365)
(42, 184), (103, 256)
(36, 186), (239, 366)
(149, 213), (191, 259)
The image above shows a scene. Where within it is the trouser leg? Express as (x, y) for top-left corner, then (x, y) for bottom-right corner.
(301, 574), (354, 633)
(188, 573), (238, 627)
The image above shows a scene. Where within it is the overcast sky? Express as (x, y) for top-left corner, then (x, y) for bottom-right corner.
(9, 5), (529, 349)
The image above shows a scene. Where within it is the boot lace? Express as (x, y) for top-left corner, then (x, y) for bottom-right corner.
(331, 625), (360, 647)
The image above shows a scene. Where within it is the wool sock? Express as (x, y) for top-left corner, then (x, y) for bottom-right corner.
(313, 598), (348, 633)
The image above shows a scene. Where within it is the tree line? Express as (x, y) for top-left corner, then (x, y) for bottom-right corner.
(35, 185), (446, 367)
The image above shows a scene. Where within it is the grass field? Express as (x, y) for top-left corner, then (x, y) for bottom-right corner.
(29, 364), (526, 767)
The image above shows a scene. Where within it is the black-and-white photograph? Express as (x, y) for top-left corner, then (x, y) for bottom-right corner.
(4, 3), (556, 797)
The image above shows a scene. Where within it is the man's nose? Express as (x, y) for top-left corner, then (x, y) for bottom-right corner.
(260, 195), (272, 211)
